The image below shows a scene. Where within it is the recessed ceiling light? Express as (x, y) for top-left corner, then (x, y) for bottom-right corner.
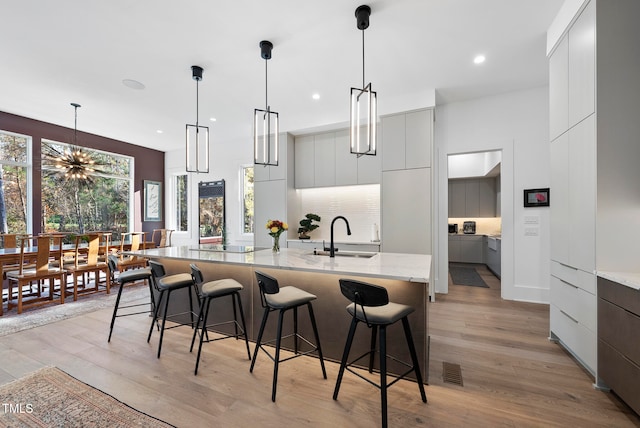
(473, 55), (486, 65)
(209, 117), (217, 122)
(156, 130), (163, 134)
(312, 93), (320, 100)
(122, 79), (145, 90)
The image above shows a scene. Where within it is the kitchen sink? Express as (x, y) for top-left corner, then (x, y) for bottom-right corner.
(311, 250), (377, 258)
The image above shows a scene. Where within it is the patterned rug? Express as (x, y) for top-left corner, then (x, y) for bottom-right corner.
(0, 366), (174, 427)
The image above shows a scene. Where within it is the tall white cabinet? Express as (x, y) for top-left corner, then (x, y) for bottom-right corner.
(380, 108), (433, 255)
(548, 0), (640, 379)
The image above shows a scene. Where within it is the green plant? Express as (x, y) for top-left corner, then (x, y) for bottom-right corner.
(297, 213), (321, 238)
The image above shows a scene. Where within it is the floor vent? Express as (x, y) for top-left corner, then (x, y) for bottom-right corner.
(442, 362), (464, 386)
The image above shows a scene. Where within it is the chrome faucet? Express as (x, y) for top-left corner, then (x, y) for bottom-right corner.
(330, 216), (351, 257)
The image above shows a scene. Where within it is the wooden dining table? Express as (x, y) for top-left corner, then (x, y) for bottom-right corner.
(0, 241), (155, 316)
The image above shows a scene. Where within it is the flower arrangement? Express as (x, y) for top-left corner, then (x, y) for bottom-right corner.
(266, 219), (288, 252)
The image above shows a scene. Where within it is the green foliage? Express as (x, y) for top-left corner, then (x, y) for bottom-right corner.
(298, 213), (321, 234)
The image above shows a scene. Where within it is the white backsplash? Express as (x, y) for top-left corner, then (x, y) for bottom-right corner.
(295, 185), (380, 242)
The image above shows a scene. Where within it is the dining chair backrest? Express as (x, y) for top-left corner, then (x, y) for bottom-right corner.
(1, 233), (17, 249)
(73, 233), (100, 266)
(25, 235), (61, 274)
(152, 229), (173, 248)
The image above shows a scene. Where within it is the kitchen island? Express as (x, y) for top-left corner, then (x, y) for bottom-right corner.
(125, 245), (431, 381)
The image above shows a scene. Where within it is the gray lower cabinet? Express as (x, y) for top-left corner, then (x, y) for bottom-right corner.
(486, 237), (501, 278)
(449, 235), (483, 264)
(597, 277), (640, 415)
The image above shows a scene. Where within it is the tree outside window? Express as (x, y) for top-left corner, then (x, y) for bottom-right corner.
(0, 131), (30, 234)
(41, 140), (132, 237)
(174, 173), (188, 232)
(242, 166), (254, 234)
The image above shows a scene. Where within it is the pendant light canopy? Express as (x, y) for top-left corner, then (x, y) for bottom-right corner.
(254, 40), (279, 166)
(186, 65), (210, 173)
(350, 4), (377, 157)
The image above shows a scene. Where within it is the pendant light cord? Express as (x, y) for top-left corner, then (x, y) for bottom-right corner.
(265, 58), (269, 111)
(73, 105), (78, 145)
(362, 29), (366, 88)
(195, 78), (199, 128)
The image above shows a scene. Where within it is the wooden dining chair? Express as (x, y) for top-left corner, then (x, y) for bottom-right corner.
(1, 233), (18, 249)
(65, 233), (111, 301)
(151, 229), (174, 248)
(5, 235), (66, 314)
(115, 232), (148, 272)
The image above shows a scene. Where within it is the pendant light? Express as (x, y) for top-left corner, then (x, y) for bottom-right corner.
(186, 65), (209, 173)
(50, 103), (97, 181)
(350, 5), (377, 157)
(254, 40), (279, 166)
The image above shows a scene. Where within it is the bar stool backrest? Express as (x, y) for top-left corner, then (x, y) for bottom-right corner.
(148, 260), (166, 290)
(255, 270), (280, 308)
(339, 279), (389, 307)
(189, 263), (206, 299)
(107, 254), (119, 277)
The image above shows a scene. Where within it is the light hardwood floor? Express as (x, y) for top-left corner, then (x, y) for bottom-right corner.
(1, 268), (639, 427)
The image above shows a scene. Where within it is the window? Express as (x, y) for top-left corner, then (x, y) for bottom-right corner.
(241, 166), (254, 234)
(173, 173), (188, 232)
(41, 140), (132, 235)
(0, 131), (31, 234)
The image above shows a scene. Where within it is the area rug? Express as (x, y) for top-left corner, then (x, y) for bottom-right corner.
(0, 283), (151, 337)
(449, 266), (489, 288)
(0, 366), (174, 427)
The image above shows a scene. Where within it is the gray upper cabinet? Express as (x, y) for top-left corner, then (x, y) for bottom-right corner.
(449, 178), (497, 218)
(313, 132), (336, 187)
(294, 129), (380, 188)
(381, 109), (432, 172)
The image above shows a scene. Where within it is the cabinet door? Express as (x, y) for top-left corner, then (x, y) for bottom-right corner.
(405, 110), (431, 169)
(568, 114), (596, 272)
(448, 236), (460, 262)
(381, 114), (406, 171)
(550, 133), (570, 264)
(294, 135), (315, 188)
(449, 180), (466, 218)
(314, 132), (336, 187)
(381, 168), (430, 254)
(254, 180), (287, 248)
(478, 178), (496, 217)
(568, 0), (595, 128)
(549, 36), (569, 141)
(465, 180), (480, 217)
(460, 236), (483, 263)
(335, 129), (358, 185)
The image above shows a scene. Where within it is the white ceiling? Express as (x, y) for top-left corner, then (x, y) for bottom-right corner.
(1, 0), (563, 153)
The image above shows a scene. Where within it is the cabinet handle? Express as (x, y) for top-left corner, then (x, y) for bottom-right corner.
(560, 279), (579, 289)
(560, 309), (579, 324)
(558, 262), (578, 271)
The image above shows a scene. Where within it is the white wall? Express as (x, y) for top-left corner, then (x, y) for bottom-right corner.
(435, 86), (550, 303)
(165, 135), (253, 247)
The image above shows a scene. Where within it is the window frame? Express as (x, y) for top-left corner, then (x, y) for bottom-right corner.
(0, 130), (33, 234)
(170, 172), (190, 233)
(239, 164), (254, 238)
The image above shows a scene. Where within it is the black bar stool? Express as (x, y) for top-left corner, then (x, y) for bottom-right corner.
(147, 260), (197, 358)
(250, 270), (327, 402)
(189, 264), (252, 375)
(107, 255), (153, 342)
(333, 278), (427, 428)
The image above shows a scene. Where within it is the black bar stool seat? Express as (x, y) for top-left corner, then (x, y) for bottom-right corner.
(250, 270), (327, 402)
(147, 260), (197, 358)
(189, 264), (251, 375)
(333, 278), (427, 428)
(107, 255), (153, 342)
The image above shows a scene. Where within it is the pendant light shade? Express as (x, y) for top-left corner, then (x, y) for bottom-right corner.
(186, 65), (210, 173)
(350, 5), (377, 157)
(254, 40), (279, 166)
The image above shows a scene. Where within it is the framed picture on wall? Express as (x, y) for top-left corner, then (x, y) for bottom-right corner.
(144, 180), (162, 221)
(524, 188), (550, 207)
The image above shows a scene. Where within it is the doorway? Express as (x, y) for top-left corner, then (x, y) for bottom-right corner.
(447, 151), (502, 291)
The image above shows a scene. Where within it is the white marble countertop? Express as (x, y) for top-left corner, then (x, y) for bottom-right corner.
(126, 246), (430, 283)
(597, 271), (640, 290)
(286, 239), (381, 245)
